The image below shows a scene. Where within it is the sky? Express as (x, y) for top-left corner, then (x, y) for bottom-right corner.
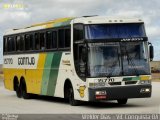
(0, 0), (160, 64)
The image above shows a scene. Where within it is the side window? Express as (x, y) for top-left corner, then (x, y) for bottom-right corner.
(29, 34), (34, 50)
(25, 35), (30, 50)
(12, 37), (16, 51)
(65, 29), (71, 48)
(8, 38), (11, 52)
(8, 37), (16, 52)
(16, 36), (20, 51)
(46, 31), (52, 49)
(73, 24), (84, 41)
(58, 29), (65, 48)
(40, 32), (45, 50)
(52, 31), (57, 49)
(20, 35), (25, 51)
(25, 34), (33, 51)
(16, 36), (23, 51)
(35, 33), (40, 50)
(3, 37), (7, 53)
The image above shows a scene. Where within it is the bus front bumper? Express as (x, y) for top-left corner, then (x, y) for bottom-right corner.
(88, 84), (152, 101)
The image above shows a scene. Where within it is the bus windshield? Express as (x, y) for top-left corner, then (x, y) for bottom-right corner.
(88, 42), (150, 77)
(85, 23), (146, 39)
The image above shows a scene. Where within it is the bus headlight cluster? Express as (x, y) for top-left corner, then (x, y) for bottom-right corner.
(95, 91), (106, 95)
(140, 88), (151, 93)
(95, 91), (107, 99)
(139, 80), (151, 84)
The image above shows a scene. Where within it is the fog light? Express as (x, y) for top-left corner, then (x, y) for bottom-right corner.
(145, 88), (150, 92)
(140, 88), (150, 93)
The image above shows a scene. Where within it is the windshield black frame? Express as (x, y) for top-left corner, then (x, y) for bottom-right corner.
(73, 23), (150, 78)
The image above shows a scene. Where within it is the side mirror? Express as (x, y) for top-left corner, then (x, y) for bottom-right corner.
(149, 45), (154, 61)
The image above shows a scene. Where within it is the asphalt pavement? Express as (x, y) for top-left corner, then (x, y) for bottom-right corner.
(0, 79), (160, 114)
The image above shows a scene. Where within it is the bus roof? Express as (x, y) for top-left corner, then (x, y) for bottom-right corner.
(73, 16), (143, 24)
(4, 17), (74, 36)
(4, 16), (144, 36)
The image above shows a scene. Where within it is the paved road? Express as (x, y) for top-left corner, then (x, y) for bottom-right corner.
(0, 79), (160, 114)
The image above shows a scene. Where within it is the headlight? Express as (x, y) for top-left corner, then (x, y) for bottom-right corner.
(140, 88), (151, 93)
(139, 80), (151, 84)
(95, 91), (106, 95)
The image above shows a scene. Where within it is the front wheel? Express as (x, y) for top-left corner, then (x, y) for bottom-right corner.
(117, 99), (128, 105)
(69, 87), (80, 106)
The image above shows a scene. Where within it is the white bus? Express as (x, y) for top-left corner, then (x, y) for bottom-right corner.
(3, 16), (154, 105)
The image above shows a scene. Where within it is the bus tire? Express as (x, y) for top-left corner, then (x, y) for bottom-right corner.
(117, 99), (128, 105)
(69, 87), (80, 106)
(14, 77), (22, 98)
(16, 86), (22, 98)
(20, 81), (31, 99)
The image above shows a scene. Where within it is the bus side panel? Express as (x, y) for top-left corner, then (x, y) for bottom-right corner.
(40, 52), (62, 96)
(54, 52), (72, 98)
(26, 53), (46, 94)
(40, 53), (54, 95)
(54, 52), (89, 101)
(3, 68), (25, 91)
(3, 68), (15, 90)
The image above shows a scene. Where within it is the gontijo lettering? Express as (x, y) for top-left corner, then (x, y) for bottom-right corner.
(18, 57), (35, 65)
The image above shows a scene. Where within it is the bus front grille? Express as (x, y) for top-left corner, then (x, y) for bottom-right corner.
(109, 82), (121, 86)
(125, 81), (137, 85)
